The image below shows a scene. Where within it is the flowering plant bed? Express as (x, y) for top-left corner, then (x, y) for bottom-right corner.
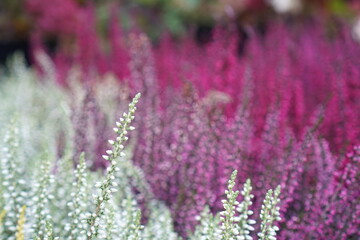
(1, 19), (360, 239)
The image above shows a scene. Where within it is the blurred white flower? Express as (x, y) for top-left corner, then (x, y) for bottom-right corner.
(268, 0), (302, 14)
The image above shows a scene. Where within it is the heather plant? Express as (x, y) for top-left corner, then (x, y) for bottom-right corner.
(31, 155), (55, 239)
(85, 93), (140, 239)
(0, 61), (288, 239)
(220, 170), (240, 240)
(64, 153), (88, 238)
(29, 33), (360, 238)
(125, 27), (360, 238)
(191, 206), (221, 240)
(190, 170), (281, 240)
(0, 91), (157, 239)
(0, 123), (35, 240)
(34, 20), (360, 152)
(258, 186), (281, 240)
(5, 18), (360, 239)
(129, 74), (358, 238)
(237, 179), (256, 239)
(0, 60), (175, 239)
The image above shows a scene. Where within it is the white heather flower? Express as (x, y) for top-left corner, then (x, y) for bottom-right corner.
(258, 186), (281, 240)
(237, 179), (255, 239)
(86, 93), (141, 239)
(220, 170), (240, 240)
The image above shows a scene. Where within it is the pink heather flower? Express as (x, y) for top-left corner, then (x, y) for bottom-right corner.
(28, 15), (360, 238)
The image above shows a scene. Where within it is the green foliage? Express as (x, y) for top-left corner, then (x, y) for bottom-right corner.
(328, 0), (353, 17)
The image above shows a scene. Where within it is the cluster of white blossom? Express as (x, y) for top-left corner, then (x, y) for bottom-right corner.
(191, 206), (221, 240)
(258, 187), (281, 240)
(85, 93), (140, 239)
(0, 123), (28, 240)
(198, 170), (281, 240)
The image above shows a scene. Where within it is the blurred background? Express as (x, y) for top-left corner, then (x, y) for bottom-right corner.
(1, 0), (360, 65)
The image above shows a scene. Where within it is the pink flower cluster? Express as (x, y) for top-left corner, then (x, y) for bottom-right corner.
(119, 27), (360, 238)
(26, 0), (81, 36)
(29, 10), (360, 238)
